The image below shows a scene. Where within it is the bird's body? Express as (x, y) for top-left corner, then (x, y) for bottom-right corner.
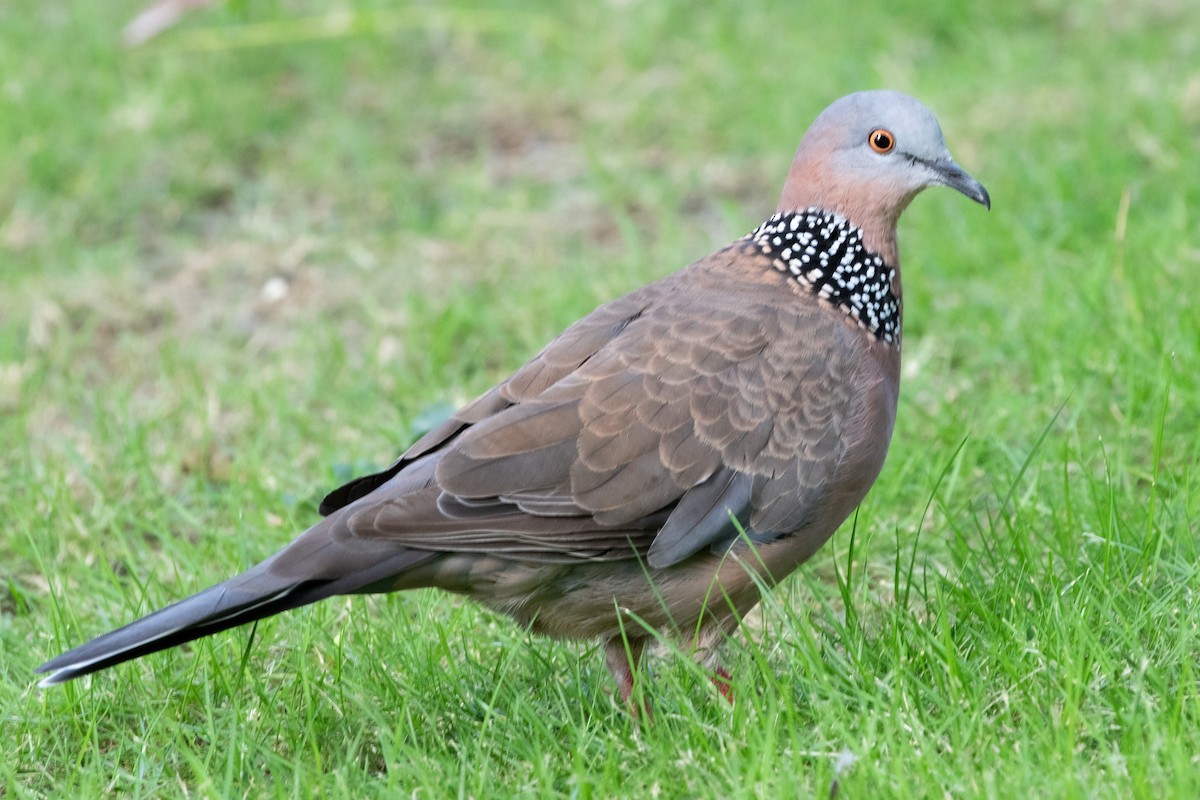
(363, 231), (899, 642)
(37, 91), (989, 703)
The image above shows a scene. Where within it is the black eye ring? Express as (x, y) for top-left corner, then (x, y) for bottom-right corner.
(869, 129), (895, 154)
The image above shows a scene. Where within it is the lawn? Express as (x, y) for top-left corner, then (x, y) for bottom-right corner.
(2, 0), (1198, 797)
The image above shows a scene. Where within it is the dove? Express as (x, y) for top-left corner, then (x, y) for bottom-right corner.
(38, 90), (989, 708)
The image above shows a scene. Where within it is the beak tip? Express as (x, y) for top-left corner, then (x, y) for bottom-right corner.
(929, 157), (991, 212)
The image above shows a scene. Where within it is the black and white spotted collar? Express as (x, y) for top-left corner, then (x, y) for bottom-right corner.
(747, 209), (900, 345)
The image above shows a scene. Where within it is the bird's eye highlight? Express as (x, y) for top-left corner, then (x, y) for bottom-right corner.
(869, 129), (895, 154)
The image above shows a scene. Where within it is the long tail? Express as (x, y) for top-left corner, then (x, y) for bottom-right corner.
(36, 525), (437, 686)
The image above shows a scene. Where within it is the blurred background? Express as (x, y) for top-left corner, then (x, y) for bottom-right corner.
(2, 0), (1198, 796)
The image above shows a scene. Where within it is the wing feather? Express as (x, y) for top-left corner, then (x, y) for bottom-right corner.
(325, 242), (887, 569)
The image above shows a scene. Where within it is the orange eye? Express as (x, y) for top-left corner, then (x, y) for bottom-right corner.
(868, 129), (895, 154)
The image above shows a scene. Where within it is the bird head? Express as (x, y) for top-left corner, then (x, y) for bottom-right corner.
(779, 90), (989, 238)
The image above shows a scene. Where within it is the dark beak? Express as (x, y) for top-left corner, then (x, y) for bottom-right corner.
(927, 156), (990, 209)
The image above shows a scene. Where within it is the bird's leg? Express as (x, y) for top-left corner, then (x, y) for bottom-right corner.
(604, 635), (649, 717)
(694, 624), (735, 704)
(710, 666), (734, 704)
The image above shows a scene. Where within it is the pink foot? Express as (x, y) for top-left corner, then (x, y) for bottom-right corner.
(605, 637), (651, 719)
(711, 667), (734, 704)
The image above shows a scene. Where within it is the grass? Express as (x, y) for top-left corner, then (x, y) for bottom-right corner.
(2, 0), (1198, 796)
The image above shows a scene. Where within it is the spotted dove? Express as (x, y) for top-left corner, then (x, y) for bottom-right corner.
(37, 91), (989, 706)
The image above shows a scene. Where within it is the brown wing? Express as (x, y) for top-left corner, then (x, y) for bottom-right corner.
(328, 242), (881, 569)
(317, 278), (659, 515)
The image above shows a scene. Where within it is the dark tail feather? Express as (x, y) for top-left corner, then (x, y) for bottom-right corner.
(36, 548), (436, 686)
